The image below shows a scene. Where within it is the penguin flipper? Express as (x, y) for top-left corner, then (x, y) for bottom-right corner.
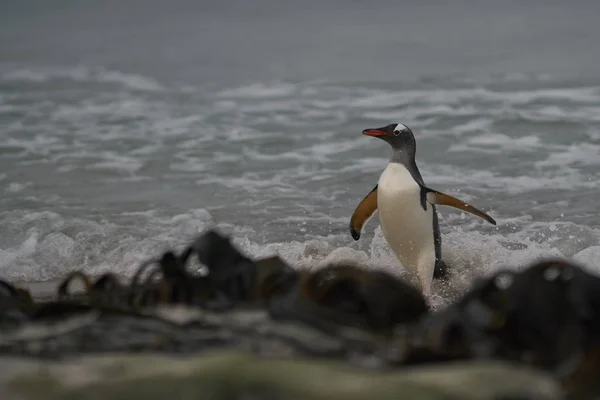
(425, 189), (496, 226)
(349, 184), (378, 240)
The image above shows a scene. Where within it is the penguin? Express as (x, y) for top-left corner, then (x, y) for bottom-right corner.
(349, 123), (496, 296)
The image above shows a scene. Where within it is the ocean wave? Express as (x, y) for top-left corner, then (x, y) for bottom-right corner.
(534, 143), (600, 168)
(1, 66), (163, 92)
(427, 165), (597, 194)
(216, 82), (298, 99)
(0, 209), (212, 282)
(0, 209), (598, 309)
(448, 133), (543, 153)
(340, 86), (600, 110)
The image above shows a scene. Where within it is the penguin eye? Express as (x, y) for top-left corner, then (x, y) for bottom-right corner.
(393, 130), (401, 136)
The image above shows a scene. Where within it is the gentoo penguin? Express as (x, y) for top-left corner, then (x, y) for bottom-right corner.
(349, 123), (496, 296)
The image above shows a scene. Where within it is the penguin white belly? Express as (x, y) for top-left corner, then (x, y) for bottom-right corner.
(377, 163), (436, 295)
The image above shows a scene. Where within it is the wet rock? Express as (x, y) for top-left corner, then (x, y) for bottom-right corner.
(0, 305), (371, 361)
(268, 263), (428, 334)
(0, 279), (35, 331)
(385, 258), (600, 399)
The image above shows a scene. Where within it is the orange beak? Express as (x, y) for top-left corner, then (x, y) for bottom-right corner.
(362, 129), (390, 137)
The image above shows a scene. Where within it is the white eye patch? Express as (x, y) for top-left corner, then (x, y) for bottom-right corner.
(394, 124), (408, 135)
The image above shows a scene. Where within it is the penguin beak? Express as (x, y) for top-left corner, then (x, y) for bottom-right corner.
(362, 128), (390, 137)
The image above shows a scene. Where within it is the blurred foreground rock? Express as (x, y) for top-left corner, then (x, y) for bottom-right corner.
(0, 351), (562, 400)
(1, 228), (599, 399)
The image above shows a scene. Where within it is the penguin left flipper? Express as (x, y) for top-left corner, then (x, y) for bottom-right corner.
(425, 188), (497, 226)
(349, 184), (378, 240)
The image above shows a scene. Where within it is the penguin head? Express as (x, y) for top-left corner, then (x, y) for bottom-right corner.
(362, 123), (416, 154)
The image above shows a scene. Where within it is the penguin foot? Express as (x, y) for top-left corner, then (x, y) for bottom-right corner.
(433, 259), (449, 280)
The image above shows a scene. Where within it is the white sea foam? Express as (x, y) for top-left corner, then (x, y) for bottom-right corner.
(344, 86), (600, 110)
(216, 82), (298, 99)
(448, 117), (494, 134)
(534, 143), (600, 168)
(0, 207), (598, 309)
(425, 164), (597, 194)
(449, 133), (543, 153)
(2, 66), (163, 91)
(0, 209), (213, 282)
(4, 183), (30, 194)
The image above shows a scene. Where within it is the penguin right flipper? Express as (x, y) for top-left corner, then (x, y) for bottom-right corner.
(349, 185), (378, 240)
(425, 188), (496, 226)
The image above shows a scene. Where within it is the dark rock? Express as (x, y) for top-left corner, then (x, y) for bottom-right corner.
(384, 258), (600, 399)
(268, 264), (428, 334)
